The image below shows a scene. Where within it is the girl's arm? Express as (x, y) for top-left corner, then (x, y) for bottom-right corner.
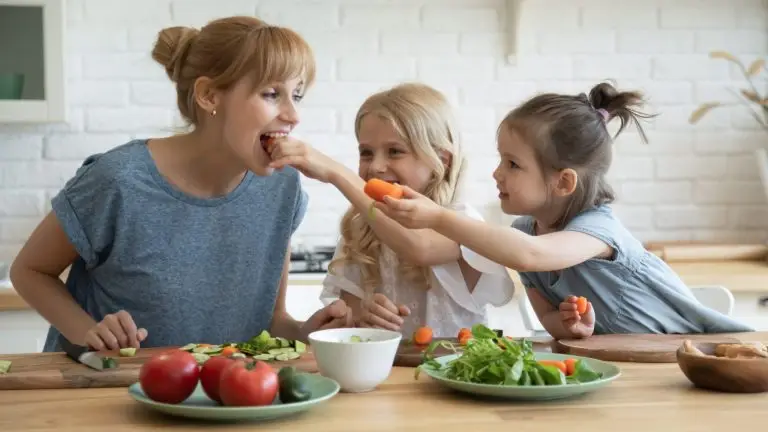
(432, 209), (612, 272)
(328, 167), (463, 267)
(9, 213), (99, 346)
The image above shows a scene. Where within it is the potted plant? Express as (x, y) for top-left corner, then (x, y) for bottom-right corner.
(689, 51), (768, 200)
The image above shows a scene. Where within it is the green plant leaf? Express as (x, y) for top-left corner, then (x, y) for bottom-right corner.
(747, 59), (765, 76)
(689, 102), (721, 124)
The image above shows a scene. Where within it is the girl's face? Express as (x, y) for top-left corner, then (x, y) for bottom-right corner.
(357, 114), (433, 193)
(493, 127), (554, 217)
(216, 76), (305, 176)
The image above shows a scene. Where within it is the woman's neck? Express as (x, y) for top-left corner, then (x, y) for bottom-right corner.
(147, 130), (248, 198)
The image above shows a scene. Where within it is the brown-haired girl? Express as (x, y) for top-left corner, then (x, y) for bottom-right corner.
(377, 81), (753, 339)
(10, 16), (352, 352)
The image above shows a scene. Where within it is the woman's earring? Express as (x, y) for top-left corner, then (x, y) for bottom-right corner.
(211, 109), (217, 117)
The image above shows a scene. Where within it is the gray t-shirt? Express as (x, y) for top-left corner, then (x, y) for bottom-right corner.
(512, 205), (754, 334)
(42, 139), (308, 351)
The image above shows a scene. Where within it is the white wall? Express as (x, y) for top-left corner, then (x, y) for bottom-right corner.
(0, 0), (767, 260)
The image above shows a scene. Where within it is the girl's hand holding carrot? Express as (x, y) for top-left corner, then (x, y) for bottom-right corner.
(373, 185), (444, 229)
(559, 295), (594, 339)
(266, 136), (340, 183)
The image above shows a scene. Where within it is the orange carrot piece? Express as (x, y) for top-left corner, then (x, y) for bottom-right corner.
(413, 326), (433, 346)
(364, 179), (404, 202)
(538, 360), (568, 374)
(564, 358), (578, 376)
(220, 346), (239, 357)
(575, 296), (588, 315)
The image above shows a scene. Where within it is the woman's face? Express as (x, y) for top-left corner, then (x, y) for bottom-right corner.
(216, 76), (305, 176)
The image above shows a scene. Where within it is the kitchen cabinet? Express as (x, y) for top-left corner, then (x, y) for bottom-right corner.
(0, 0), (66, 122)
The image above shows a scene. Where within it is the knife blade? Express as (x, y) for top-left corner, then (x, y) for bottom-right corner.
(60, 337), (104, 371)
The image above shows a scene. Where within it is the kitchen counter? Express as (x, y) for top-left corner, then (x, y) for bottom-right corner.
(1, 344), (767, 431)
(2, 260), (768, 312)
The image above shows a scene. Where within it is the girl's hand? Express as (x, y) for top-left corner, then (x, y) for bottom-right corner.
(559, 295), (594, 339)
(374, 185), (444, 229)
(267, 137), (339, 183)
(358, 293), (410, 332)
(85, 310), (148, 350)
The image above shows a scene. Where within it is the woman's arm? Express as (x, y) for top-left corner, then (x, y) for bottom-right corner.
(432, 209), (612, 272)
(328, 166), (461, 267)
(9, 213), (98, 346)
(269, 245), (305, 341)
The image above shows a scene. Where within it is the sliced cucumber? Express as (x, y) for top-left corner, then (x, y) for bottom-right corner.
(268, 348), (295, 355)
(253, 353), (275, 361)
(119, 347), (137, 357)
(102, 357), (118, 369)
(192, 345), (221, 354)
(179, 343), (197, 351)
(294, 340), (306, 353)
(275, 351), (301, 361)
(0, 360), (11, 374)
(350, 335), (362, 343)
(192, 353), (210, 365)
(278, 337), (291, 348)
(230, 352), (247, 359)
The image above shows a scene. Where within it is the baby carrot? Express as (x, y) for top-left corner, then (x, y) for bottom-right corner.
(413, 326), (433, 346)
(538, 360), (568, 374)
(220, 346), (239, 357)
(364, 179), (404, 202)
(575, 296), (588, 315)
(457, 328), (472, 346)
(564, 358), (578, 376)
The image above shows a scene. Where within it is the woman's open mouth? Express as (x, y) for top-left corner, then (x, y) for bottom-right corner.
(259, 132), (288, 153)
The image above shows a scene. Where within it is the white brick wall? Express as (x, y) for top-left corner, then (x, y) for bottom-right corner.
(0, 0), (767, 260)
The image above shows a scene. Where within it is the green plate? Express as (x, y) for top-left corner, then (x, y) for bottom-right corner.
(128, 374), (340, 421)
(419, 352), (621, 401)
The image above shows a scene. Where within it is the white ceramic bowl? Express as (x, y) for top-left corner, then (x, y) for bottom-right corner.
(308, 328), (402, 393)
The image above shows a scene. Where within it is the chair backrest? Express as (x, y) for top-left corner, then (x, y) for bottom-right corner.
(518, 293), (547, 334)
(690, 285), (735, 316)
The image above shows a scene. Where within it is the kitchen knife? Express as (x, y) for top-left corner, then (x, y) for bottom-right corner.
(60, 337), (105, 371)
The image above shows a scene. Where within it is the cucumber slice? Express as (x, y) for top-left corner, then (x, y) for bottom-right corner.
(350, 335), (362, 343)
(268, 348), (295, 355)
(0, 360), (11, 374)
(119, 347), (137, 357)
(179, 343), (197, 351)
(294, 340), (306, 353)
(230, 352), (247, 359)
(275, 352), (301, 361)
(202, 346), (222, 354)
(192, 353), (210, 365)
(253, 353), (275, 361)
(278, 337), (291, 348)
(102, 357), (118, 369)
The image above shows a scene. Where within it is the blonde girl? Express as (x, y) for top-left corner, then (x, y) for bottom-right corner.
(11, 16), (352, 352)
(376, 81), (753, 339)
(268, 82), (515, 338)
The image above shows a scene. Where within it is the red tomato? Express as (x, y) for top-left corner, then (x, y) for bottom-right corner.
(219, 360), (278, 407)
(199, 356), (243, 404)
(138, 350), (200, 404)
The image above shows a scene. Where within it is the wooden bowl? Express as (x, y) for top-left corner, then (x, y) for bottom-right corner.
(676, 342), (768, 393)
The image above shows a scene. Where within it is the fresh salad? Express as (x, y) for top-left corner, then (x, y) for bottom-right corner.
(179, 331), (307, 365)
(417, 324), (603, 386)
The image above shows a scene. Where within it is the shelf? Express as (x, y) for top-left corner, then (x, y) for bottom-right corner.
(506, 0), (524, 65)
(0, 0), (66, 123)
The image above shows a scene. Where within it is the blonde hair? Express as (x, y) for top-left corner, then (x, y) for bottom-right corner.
(150, 16), (316, 126)
(329, 83), (467, 295)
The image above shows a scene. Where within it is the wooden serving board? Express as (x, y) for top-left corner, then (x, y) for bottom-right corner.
(0, 346), (318, 391)
(554, 334), (743, 363)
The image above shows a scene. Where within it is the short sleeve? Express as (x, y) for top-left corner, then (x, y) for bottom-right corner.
(290, 186), (308, 235)
(562, 205), (628, 263)
(319, 241), (366, 305)
(431, 203), (516, 309)
(51, 154), (119, 269)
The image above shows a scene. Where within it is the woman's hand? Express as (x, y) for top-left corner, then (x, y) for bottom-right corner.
(374, 185), (445, 229)
(357, 293), (410, 331)
(267, 137), (340, 183)
(85, 310), (148, 350)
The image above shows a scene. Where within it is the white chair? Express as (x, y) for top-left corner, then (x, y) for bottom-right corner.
(690, 285), (735, 316)
(517, 285), (736, 336)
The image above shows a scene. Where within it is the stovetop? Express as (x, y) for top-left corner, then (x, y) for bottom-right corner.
(289, 245), (334, 274)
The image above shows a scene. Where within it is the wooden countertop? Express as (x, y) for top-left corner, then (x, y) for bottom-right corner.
(2, 343), (767, 431)
(3, 260), (768, 312)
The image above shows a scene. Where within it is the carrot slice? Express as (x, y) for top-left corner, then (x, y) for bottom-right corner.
(575, 296), (588, 315)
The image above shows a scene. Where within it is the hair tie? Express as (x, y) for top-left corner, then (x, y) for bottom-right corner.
(596, 108), (610, 121)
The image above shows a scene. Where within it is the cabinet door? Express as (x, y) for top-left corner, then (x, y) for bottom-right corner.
(285, 285), (324, 322)
(0, 310), (50, 354)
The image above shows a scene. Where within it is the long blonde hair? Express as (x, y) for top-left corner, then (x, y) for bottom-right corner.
(150, 16), (316, 126)
(329, 83), (467, 295)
